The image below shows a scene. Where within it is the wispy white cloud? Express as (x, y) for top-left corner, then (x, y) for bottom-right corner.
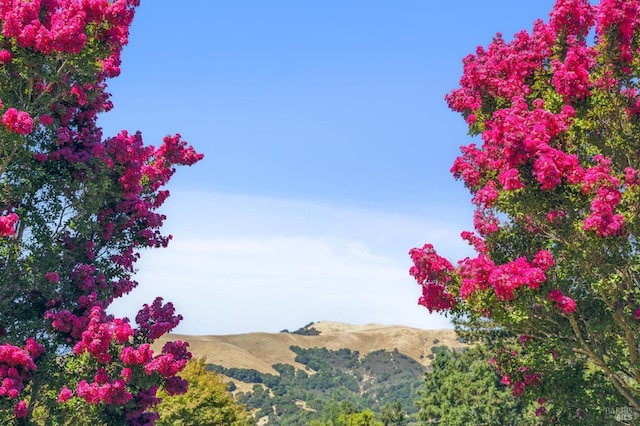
(108, 191), (474, 335)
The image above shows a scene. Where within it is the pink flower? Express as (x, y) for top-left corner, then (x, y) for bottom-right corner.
(417, 283), (456, 313)
(466, 113), (476, 125)
(2, 108), (33, 135)
(39, 114), (54, 126)
(460, 231), (487, 253)
(535, 406), (547, 417)
(551, 39), (596, 100)
(473, 181), (499, 208)
(583, 189), (625, 236)
(94, 368), (109, 384)
(499, 168), (525, 190)
(458, 254), (495, 299)
(473, 209), (500, 236)
(0, 213), (18, 237)
(546, 210), (566, 223)
(120, 344), (154, 366)
(519, 335), (532, 344)
(33, 153), (47, 163)
(548, 289), (576, 314)
(70, 84), (87, 106)
(121, 367), (132, 382)
(0, 49), (12, 64)
(135, 297), (183, 341)
(512, 381), (526, 397)
(532, 250), (555, 272)
(163, 375), (188, 395)
(24, 338), (44, 359)
(625, 167), (639, 185)
(549, 0), (595, 37)
(45, 272), (60, 283)
(409, 244), (455, 285)
(57, 387), (73, 403)
(14, 400), (27, 418)
(487, 257), (547, 300)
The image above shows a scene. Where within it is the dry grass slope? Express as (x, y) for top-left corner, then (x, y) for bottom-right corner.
(154, 322), (464, 375)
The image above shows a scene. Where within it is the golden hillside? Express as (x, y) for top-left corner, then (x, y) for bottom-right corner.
(153, 321), (464, 375)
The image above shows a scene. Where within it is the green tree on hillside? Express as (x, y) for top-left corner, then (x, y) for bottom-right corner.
(157, 358), (252, 426)
(228, 346), (424, 423)
(309, 402), (383, 426)
(340, 409), (383, 426)
(417, 345), (529, 425)
(380, 402), (408, 426)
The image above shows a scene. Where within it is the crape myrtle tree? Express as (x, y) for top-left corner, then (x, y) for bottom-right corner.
(410, 0), (640, 422)
(0, 1), (203, 425)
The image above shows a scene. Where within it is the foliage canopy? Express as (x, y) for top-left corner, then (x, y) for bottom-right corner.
(156, 358), (252, 426)
(410, 0), (640, 421)
(0, 1), (202, 424)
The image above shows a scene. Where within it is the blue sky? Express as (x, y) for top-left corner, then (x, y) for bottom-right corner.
(103, 1), (557, 335)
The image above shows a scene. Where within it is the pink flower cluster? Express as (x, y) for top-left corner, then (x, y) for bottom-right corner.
(0, 212), (18, 237)
(55, 305), (191, 419)
(409, 244), (557, 310)
(492, 347), (543, 397)
(547, 289), (576, 314)
(144, 341), (191, 395)
(46, 309), (83, 339)
(2, 108), (32, 135)
(409, 244), (454, 285)
(461, 98), (579, 191)
(76, 376), (132, 405)
(450, 99), (582, 215)
(0, 0), (138, 57)
(0, 49), (11, 64)
(0, 339), (43, 401)
(548, 0), (595, 38)
(580, 155), (625, 236)
(14, 400), (27, 418)
(458, 250), (554, 301)
(120, 344), (154, 367)
(458, 254), (494, 299)
(135, 297), (183, 341)
(57, 386), (72, 403)
(409, 244), (456, 313)
(472, 209), (500, 236)
(443, 0), (632, 250)
(73, 306), (133, 363)
(100, 131), (203, 255)
(45, 271), (60, 283)
(596, 0), (640, 65)
(551, 37), (596, 100)
(447, 0), (601, 115)
(417, 284), (456, 314)
(446, 22), (554, 112)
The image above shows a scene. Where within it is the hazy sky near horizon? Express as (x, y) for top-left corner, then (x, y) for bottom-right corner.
(103, 1), (557, 335)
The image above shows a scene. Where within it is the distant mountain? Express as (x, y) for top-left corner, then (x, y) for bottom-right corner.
(154, 322), (466, 425)
(155, 321), (464, 373)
